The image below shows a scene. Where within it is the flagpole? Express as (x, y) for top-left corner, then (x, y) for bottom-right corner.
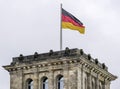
(60, 3), (62, 51)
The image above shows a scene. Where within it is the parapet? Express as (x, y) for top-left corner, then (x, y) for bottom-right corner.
(3, 47), (117, 82)
(10, 47), (108, 71)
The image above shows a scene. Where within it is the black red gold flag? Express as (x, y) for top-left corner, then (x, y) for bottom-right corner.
(62, 8), (85, 34)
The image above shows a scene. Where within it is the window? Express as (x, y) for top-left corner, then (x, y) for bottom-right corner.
(27, 79), (33, 89)
(42, 77), (48, 89)
(57, 75), (64, 89)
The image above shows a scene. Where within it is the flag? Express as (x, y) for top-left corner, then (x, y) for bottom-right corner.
(62, 8), (85, 34)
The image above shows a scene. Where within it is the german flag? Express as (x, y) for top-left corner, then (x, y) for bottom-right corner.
(62, 8), (85, 34)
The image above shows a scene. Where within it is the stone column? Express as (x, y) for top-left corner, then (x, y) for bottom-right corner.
(106, 82), (110, 89)
(18, 69), (23, 89)
(64, 69), (69, 89)
(87, 73), (92, 89)
(49, 71), (54, 89)
(104, 79), (110, 89)
(96, 74), (99, 89)
(77, 66), (82, 89)
(102, 79), (106, 89)
(81, 66), (83, 89)
(10, 69), (23, 89)
(10, 72), (16, 89)
(34, 72), (39, 89)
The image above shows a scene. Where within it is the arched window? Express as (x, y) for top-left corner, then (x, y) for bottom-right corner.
(57, 75), (64, 89)
(27, 79), (33, 89)
(42, 77), (48, 89)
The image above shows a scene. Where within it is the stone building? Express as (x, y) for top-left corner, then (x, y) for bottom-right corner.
(3, 48), (117, 89)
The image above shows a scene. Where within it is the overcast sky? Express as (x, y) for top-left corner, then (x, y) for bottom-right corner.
(0, 0), (120, 89)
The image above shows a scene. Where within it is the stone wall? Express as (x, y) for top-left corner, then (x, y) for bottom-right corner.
(3, 48), (117, 89)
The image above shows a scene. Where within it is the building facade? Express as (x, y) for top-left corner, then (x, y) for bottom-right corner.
(3, 48), (117, 89)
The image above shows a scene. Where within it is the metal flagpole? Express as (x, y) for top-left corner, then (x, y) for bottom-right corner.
(60, 3), (62, 51)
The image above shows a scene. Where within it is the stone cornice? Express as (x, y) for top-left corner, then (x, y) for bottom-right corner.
(3, 48), (117, 81)
(80, 56), (117, 81)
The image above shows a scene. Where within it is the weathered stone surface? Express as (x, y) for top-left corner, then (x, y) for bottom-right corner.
(3, 48), (117, 89)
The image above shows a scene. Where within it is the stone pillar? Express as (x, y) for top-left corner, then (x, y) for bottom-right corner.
(106, 82), (110, 89)
(104, 80), (110, 89)
(68, 69), (77, 89)
(96, 74), (99, 89)
(64, 68), (69, 89)
(49, 71), (54, 89)
(87, 73), (92, 89)
(39, 74), (42, 89)
(10, 69), (23, 89)
(81, 66), (83, 89)
(18, 69), (23, 89)
(34, 72), (39, 89)
(103, 79), (107, 89)
(77, 66), (82, 89)
(10, 72), (15, 89)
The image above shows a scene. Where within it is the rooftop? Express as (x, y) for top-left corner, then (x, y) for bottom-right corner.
(11, 47), (108, 71)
